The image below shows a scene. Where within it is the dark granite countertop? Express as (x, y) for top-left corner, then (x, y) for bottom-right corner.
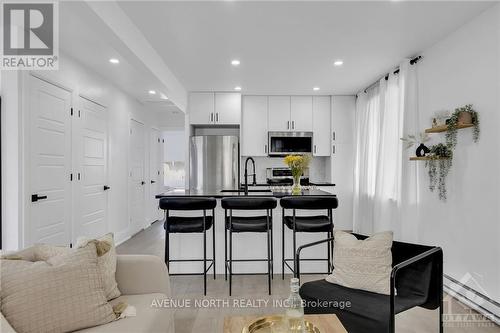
(156, 188), (336, 199)
(241, 182), (336, 187)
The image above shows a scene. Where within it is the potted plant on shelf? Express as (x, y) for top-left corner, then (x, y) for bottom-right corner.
(445, 104), (480, 148)
(284, 154), (311, 195)
(400, 132), (431, 157)
(425, 143), (453, 201)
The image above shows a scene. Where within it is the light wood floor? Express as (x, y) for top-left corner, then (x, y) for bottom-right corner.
(118, 221), (499, 333)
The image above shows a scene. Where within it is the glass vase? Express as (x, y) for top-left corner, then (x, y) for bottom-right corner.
(292, 174), (302, 195)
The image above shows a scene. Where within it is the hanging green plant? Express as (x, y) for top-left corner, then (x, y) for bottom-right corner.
(425, 144), (453, 201)
(445, 104), (480, 149)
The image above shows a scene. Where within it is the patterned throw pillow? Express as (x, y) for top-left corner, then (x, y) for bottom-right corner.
(325, 231), (393, 295)
(29, 233), (121, 301)
(0, 243), (116, 333)
(76, 233), (121, 300)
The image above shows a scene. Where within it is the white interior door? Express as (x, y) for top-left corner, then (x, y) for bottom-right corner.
(73, 97), (108, 241)
(149, 128), (162, 222)
(28, 76), (72, 246)
(129, 119), (146, 233)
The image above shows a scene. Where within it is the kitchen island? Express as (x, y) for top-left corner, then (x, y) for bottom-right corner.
(155, 187), (337, 276)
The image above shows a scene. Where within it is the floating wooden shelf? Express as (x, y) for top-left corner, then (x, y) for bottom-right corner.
(425, 123), (474, 133)
(409, 156), (450, 161)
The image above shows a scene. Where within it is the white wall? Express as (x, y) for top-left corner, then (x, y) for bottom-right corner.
(413, 4), (499, 309)
(1, 52), (164, 248)
(1, 71), (23, 250)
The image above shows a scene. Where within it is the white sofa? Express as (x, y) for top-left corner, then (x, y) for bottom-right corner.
(1, 255), (175, 333)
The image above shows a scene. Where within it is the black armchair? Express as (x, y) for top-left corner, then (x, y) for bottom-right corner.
(296, 234), (443, 333)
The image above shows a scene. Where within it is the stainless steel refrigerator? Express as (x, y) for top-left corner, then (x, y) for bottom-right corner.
(189, 135), (239, 192)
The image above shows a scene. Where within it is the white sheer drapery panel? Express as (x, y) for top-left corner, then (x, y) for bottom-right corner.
(353, 86), (380, 235)
(353, 59), (419, 238)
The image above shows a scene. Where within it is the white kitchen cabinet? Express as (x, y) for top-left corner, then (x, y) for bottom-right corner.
(189, 92), (215, 125)
(242, 96), (268, 156)
(312, 96), (331, 156)
(331, 96), (355, 144)
(268, 96), (291, 131)
(330, 142), (354, 230)
(290, 96), (313, 131)
(215, 92), (241, 125)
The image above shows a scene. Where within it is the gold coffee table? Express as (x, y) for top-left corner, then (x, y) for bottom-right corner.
(223, 314), (347, 333)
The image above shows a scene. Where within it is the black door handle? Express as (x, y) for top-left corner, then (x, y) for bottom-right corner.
(151, 180), (156, 184)
(31, 194), (48, 202)
(103, 185), (110, 191)
(141, 181), (145, 185)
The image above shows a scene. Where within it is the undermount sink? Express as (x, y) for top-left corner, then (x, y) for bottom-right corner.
(220, 189), (272, 193)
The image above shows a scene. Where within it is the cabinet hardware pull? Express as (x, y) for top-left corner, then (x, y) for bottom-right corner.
(332, 145), (336, 154)
(314, 145), (317, 154)
(151, 180), (156, 184)
(292, 121), (295, 129)
(210, 113), (214, 122)
(103, 185), (111, 191)
(31, 194), (48, 202)
(333, 131), (336, 141)
(287, 121), (290, 129)
(141, 181), (145, 185)
(216, 112), (219, 122)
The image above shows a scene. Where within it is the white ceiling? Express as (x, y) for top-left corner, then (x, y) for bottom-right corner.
(117, 1), (494, 95)
(59, 2), (181, 111)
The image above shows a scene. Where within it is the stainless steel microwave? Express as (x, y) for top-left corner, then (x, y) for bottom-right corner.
(268, 131), (313, 156)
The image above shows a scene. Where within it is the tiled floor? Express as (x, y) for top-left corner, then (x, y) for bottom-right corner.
(118, 221), (500, 333)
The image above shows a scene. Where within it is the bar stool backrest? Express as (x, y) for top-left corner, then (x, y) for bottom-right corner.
(159, 197), (217, 211)
(221, 197), (277, 210)
(280, 196), (338, 210)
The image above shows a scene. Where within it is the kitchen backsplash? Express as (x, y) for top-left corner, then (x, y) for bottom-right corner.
(240, 156), (330, 184)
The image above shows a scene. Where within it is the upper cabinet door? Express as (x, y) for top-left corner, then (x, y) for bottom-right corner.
(242, 96), (268, 156)
(291, 96), (313, 131)
(215, 92), (241, 125)
(189, 92), (215, 125)
(268, 96), (291, 131)
(312, 96), (331, 156)
(331, 96), (355, 144)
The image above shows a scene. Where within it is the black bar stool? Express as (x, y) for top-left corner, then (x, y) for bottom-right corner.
(280, 196), (338, 279)
(221, 197), (277, 296)
(159, 197), (217, 295)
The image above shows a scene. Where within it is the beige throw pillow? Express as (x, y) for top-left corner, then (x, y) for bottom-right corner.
(28, 233), (121, 300)
(326, 230), (393, 295)
(76, 233), (121, 300)
(0, 243), (116, 333)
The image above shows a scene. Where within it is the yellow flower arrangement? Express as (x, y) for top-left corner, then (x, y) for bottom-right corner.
(284, 154), (311, 176)
(284, 154), (311, 194)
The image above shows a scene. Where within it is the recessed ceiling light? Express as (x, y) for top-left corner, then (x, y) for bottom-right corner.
(231, 59), (240, 66)
(234, 86), (242, 91)
(313, 87), (320, 91)
(148, 90), (156, 95)
(109, 58), (119, 64)
(334, 60), (344, 66)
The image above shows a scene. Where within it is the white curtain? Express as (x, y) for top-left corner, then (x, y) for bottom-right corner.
(353, 60), (419, 238)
